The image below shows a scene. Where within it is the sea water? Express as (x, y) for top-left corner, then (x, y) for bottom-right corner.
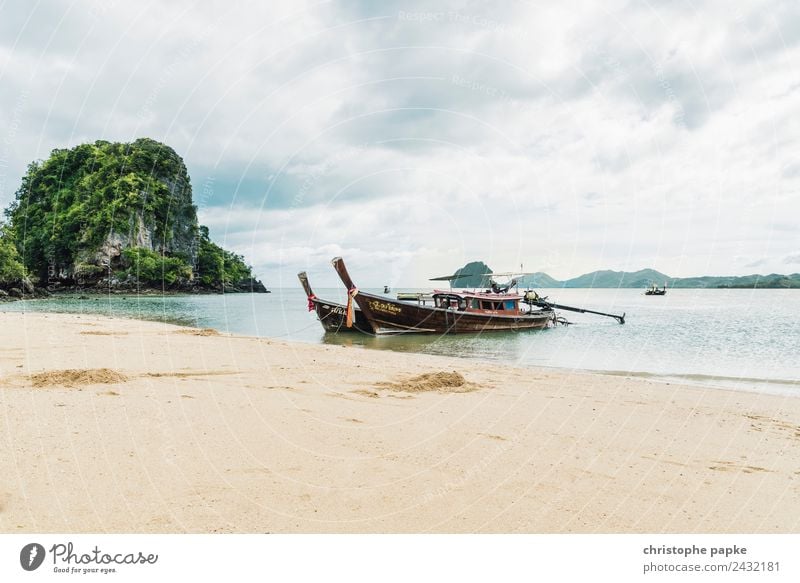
(4, 288), (799, 395)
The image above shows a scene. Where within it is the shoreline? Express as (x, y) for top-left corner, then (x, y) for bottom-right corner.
(3, 301), (798, 399)
(581, 369), (800, 398)
(1, 311), (799, 533)
(0, 287), (271, 300)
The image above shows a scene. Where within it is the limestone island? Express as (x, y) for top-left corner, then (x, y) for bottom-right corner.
(0, 138), (266, 299)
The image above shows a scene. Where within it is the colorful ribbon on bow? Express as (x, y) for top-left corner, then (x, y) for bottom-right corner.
(307, 294), (316, 312)
(346, 287), (358, 328)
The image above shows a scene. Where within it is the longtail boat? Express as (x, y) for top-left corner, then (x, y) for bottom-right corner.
(297, 271), (371, 333)
(645, 282), (667, 296)
(330, 257), (555, 335)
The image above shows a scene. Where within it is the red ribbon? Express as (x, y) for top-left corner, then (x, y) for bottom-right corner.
(307, 294), (316, 312)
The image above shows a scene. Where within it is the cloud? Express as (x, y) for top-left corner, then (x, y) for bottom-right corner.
(783, 253), (800, 265)
(1, 0), (799, 283)
(744, 258), (769, 268)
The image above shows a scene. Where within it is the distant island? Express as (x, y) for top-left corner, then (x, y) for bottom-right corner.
(0, 138), (266, 299)
(448, 263), (800, 289)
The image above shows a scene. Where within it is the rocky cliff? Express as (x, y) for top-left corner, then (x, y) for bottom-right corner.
(451, 261), (493, 288)
(3, 138), (265, 293)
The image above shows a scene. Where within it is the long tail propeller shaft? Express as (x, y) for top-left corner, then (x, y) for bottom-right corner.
(533, 300), (625, 325)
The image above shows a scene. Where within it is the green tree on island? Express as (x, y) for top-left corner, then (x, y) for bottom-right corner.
(2, 138), (264, 292)
(0, 223), (25, 285)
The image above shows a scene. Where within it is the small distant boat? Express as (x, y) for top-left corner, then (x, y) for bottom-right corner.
(383, 285), (391, 294)
(645, 282), (667, 296)
(331, 257), (556, 335)
(297, 271), (371, 333)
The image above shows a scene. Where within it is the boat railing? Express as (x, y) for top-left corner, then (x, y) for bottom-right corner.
(396, 292), (435, 305)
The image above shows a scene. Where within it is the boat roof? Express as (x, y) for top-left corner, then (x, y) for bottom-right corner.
(432, 289), (523, 300)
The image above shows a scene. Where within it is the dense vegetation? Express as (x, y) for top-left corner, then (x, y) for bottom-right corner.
(0, 224), (25, 284)
(194, 226), (253, 287)
(1, 138), (262, 293)
(114, 228), (254, 288)
(119, 247), (192, 287)
(6, 138), (189, 278)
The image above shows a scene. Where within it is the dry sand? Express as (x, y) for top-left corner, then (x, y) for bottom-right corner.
(0, 312), (798, 533)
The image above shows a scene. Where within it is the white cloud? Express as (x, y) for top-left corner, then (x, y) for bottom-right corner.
(1, 0), (799, 285)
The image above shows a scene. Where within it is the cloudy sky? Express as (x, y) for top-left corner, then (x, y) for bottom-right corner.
(1, 0), (798, 286)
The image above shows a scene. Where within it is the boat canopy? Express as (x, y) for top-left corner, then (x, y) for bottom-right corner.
(432, 289), (524, 311)
(432, 289), (523, 300)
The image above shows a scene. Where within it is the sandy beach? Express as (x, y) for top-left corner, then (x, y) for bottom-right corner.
(1, 312), (798, 533)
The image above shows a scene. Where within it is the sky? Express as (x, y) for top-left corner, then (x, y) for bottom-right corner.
(0, 0), (798, 287)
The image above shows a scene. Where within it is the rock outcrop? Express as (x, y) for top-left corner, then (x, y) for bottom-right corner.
(4, 138), (266, 293)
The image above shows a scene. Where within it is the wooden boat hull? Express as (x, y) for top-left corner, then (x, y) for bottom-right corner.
(329, 258), (553, 335)
(352, 291), (554, 334)
(311, 298), (371, 333)
(298, 271), (371, 334)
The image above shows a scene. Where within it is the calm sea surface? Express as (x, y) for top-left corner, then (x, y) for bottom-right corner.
(4, 288), (799, 395)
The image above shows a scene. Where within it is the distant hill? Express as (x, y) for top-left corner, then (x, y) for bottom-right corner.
(447, 261), (800, 289)
(450, 261), (493, 288)
(561, 268), (670, 288)
(672, 273), (800, 289)
(516, 272), (561, 288)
